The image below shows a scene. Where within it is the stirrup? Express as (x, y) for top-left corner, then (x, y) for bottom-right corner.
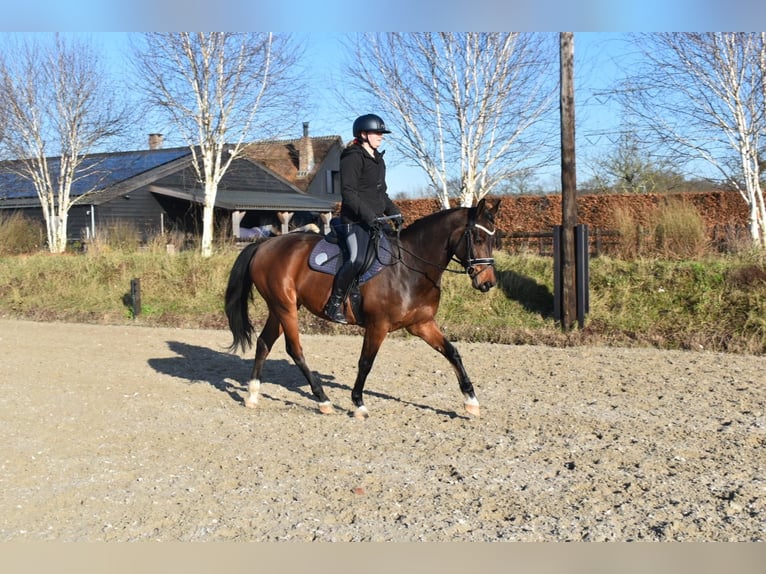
(323, 299), (348, 324)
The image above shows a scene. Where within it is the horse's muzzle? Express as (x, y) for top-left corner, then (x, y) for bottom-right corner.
(469, 262), (496, 292)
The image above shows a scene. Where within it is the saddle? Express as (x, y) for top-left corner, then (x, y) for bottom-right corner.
(308, 226), (396, 283)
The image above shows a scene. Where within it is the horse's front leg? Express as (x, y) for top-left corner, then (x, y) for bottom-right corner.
(351, 326), (388, 419)
(406, 320), (480, 417)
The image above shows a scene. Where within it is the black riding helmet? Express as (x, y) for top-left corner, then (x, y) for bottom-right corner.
(352, 114), (392, 138)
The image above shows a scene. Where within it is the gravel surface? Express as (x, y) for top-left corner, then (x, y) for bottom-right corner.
(0, 319), (763, 541)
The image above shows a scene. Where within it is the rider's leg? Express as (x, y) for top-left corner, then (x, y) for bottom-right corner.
(324, 225), (369, 324)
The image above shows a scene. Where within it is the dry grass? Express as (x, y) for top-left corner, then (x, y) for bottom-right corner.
(653, 197), (709, 259)
(611, 197), (709, 259)
(0, 212), (45, 255)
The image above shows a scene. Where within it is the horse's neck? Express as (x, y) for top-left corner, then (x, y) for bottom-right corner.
(401, 210), (463, 271)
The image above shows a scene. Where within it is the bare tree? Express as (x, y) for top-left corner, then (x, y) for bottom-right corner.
(131, 33), (304, 257)
(588, 128), (686, 193)
(0, 34), (129, 253)
(615, 33), (766, 248)
(342, 33), (558, 208)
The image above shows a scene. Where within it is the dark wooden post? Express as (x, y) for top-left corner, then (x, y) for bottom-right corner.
(559, 32), (578, 330)
(130, 278), (142, 318)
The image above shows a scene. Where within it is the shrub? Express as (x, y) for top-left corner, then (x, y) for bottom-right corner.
(88, 220), (142, 253)
(653, 197), (708, 259)
(0, 212), (45, 255)
(611, 199), (709, 259)
(611, 206), (645, 259)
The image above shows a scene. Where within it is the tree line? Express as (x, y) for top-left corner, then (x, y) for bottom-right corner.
(1, 32), (765, 254)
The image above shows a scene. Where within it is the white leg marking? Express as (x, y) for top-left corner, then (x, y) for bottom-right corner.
(463, 394), (480, 407)
(245, 379), (261, 409)
(354, 405), (369, 420)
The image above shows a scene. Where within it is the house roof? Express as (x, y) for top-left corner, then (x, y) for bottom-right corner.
(0, 148), (191, 206)
(245, 135), (343, 191)
(149, 184), (338, 212)
(0, 138), (340, 212)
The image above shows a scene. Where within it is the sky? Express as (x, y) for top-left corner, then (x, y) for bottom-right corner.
(291, 32), (638, 195)
(10, 31), (639, 195)
(3, 1), (763, 194)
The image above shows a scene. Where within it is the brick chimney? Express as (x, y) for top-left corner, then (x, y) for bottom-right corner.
(297, 122), (314, 177)
(148, 133), (164, 150)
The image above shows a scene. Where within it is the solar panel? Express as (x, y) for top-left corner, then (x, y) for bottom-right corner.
(0, 148), (190, 200)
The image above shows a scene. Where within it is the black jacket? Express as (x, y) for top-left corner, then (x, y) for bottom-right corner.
(339, 143), (400, 226)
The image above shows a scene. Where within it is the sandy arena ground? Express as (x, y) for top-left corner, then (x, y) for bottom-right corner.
(0, 319), (763, 541)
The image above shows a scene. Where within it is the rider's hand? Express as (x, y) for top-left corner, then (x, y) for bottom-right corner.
(393, 216), (403, 232)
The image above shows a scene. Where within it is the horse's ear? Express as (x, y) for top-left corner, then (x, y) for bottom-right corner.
(475, 197), (500, 217)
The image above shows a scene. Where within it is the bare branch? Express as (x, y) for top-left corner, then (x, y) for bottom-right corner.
(0, 33), (131, 253)
(340, 33), (558, 207)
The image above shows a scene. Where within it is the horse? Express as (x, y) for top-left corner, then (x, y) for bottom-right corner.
(224, 197), (501, 419)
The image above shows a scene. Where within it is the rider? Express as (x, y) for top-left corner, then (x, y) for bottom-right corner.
(323, 113), (402, 324)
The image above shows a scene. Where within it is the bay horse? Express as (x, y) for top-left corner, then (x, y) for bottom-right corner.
(224, 197), (501, 418)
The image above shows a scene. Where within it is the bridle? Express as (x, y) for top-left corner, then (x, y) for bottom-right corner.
(378, 210), (496, 276)
(450, 212), (496, 277)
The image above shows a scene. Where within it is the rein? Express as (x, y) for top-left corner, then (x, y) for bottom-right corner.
(376, 215), (496, 276)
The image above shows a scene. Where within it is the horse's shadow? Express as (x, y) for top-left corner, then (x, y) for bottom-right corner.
(495, 268), (555, 318)
(147, 341), (335, 408)
(148, 341), (466, 418)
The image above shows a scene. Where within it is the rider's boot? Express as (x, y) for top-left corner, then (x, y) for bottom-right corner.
(323, 288), (348, 324)
(324, 262), (354, 324)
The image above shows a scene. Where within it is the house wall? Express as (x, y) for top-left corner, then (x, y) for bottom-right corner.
(96, 187), (170, 237)
(305, 145), (342, 199)
(58, 188), (170, 241)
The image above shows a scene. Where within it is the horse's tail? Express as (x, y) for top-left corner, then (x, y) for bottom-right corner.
(224, 241), (262, 353)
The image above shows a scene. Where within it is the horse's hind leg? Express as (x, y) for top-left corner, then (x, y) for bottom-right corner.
(245, 312), (282, 409)
(350, 326), (388, 419)
(277, 307), (334, 414)
(407, 319), (480, 417)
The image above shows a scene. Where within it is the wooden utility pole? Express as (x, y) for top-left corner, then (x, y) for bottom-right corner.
(559, 32), (578, 330)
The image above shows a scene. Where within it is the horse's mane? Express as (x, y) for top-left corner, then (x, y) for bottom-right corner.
(402, 206), (468, 237)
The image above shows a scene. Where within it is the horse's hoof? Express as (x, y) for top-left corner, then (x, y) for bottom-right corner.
(244, 399), (258, 409)
(354, 406), (369, 420)
(464, 403), (480, 417)
(463, 395), (480, 417)
(318, 401), (334, 415)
